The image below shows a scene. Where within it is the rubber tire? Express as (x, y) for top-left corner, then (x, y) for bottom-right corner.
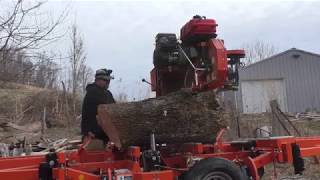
(182, 157), (247, 180)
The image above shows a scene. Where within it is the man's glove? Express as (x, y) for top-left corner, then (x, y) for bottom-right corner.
(88, 131), (95, 138)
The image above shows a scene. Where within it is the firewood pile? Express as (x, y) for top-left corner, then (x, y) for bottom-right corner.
(0, 138), (81, 157)
(294, 112), (320, 121)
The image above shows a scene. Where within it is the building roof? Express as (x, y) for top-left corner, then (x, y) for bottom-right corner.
(242, 48), (320, 70)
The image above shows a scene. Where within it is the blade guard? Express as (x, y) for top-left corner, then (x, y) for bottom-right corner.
(192, 39), (228, 91)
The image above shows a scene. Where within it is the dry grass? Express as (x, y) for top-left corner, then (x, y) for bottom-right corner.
(0, 83), (82, 144)
(262, 159), (320, 180)
(228, 113), (320, 179)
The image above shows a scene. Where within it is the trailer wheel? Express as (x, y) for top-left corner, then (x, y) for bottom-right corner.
(183, 158), (247, 180)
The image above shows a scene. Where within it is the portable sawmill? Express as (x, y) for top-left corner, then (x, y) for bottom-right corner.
(1, 15), (320, 180)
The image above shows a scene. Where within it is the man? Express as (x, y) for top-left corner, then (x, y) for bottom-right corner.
(81, 68), (115, 150)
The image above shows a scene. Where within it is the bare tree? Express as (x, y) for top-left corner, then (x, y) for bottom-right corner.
(242, 40), (278, 65)
(33, 52), (60, 88)
(0, 49), (62, 88)
(79, 64), (93, 96)
(112, 78), (129, 102)
(0, 0), (68, 85)
(0, 0), (67, 52)
(114, 92), (128, 103)
(68, 23), (87, 97)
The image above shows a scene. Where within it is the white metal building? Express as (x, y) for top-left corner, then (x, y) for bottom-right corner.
(223, 48), (320, 113)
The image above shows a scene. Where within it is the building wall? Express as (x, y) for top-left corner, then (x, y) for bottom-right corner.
(224, 49), (320, 113)
(241, 79), (288, 113)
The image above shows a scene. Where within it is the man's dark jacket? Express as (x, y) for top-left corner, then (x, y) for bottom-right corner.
(81, 83), (115, 141)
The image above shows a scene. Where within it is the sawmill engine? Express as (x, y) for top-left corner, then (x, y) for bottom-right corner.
(151, 15), (245, 97)
(153, 33), (182, 68)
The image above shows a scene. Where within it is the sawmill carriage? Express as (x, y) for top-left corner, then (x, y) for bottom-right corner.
(1, 15), (320, 180)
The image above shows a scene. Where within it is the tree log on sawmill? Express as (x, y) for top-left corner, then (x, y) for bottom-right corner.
(97, 90), (229, 148)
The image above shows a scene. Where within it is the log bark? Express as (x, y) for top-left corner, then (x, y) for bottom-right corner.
(97, 90), (229, 148)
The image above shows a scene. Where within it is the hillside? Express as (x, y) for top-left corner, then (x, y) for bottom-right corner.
(0, 82), (81, 144)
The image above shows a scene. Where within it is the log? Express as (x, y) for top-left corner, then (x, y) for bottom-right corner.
(97, 90), (229, 148)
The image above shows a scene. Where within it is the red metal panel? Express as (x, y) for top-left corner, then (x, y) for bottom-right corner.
(70, 160), (141, 172)
(180, 18), (217, 42)
(251, 152), (274, 169)
(0, 165), (38, 171)
(162, 156), (188, 169)
(206, 39), (228, 90)
(0, 155), (44, 170)
(57, 168), (66, 180)
(133, 170), (175, 180)
(202, 144), (214, 153)
(296, 137), (320, 148)
(255, 137), (295, 149)
(0, 166), (62, 180)
(281, 143), (293, 163)
(0, 168), (39, 180)
(78, 149), (115, 163)
(66, 167), (100, 180)
(244, 157), (260, 180)
(300, 147), (320, 157)
(161, 156), (187, 169)
(150, 68), (157, 91)
(182, 143), (204, 154)
(195, 151), (250, 160)
(227, 50), (245, 58)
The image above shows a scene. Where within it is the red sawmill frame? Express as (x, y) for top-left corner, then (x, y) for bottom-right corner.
(1, 129), (320, 180)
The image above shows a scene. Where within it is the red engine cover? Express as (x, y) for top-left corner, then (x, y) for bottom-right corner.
(180, 16), (217, 44)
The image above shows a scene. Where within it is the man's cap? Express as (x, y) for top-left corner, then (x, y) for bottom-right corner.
(95, 68), (114, 80)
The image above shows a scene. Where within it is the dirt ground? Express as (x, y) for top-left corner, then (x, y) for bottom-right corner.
(230, 113), (320, 180)
(262, 159), (320, 180)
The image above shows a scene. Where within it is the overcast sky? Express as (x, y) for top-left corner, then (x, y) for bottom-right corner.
(46, 0), (320, 100)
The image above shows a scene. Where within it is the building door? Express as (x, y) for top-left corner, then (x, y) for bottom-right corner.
(241, 79), (288, 113)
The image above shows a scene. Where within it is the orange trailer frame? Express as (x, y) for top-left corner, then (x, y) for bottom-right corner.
(1, 129), (320, 180)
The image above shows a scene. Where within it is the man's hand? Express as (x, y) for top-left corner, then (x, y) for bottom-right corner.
(88, 131), (95, 138)
(106, 141), (122, 150)
(106, 141), (115, 150)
